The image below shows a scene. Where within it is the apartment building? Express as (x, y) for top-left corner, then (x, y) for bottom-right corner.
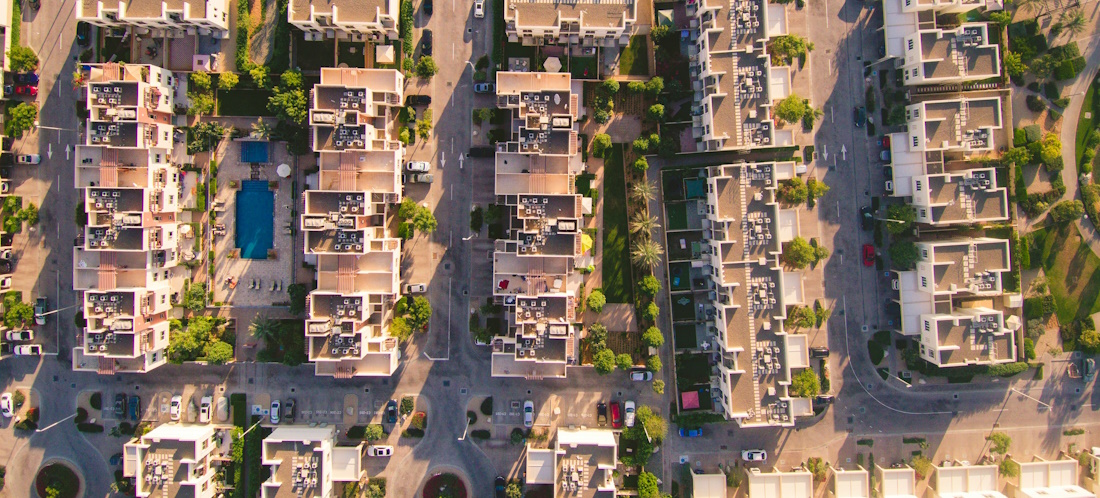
(931, 463), (1005, 498)
(122, 424), (220, 498)
(289, 0), (399, 41)
(900, 24), (1000, 85)
(702, 162), (813, 426)
(490, 71), (585, 380)
(1008, 459), (1092, 498)
(909, 168), (1008, 225)
(875, 465), (918, 498)
(72, 63), (183, 375)
(302, 68), (405, 378)
(525, 429), (618, 497)
(78, 0), (229, 37)
(689, 0), (792, 151)
(261, 426), (365, 498)
(747, 468), (814, 498)
(504, 0), (636, 47)
(906, 97), (1002, 153)
(829, 468), (870, 498)
(895, 238), (1019, 367)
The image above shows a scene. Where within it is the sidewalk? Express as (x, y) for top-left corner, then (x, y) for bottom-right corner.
(1056, 22), (1100, 255)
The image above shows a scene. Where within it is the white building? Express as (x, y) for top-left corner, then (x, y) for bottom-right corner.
(830, 467), (870, 498)
(932, 463), (1005, 498)
(261, 426), (366, 498)
(123, 424), (220, 498)
(504, 0), (636, 47)
(289, 0), (399, 41)
(1010, 459), (1092, 498)
(78, 0), (229, 37)
(525, 429), (618, 497)
(909, 168), (1008, 226)
(747, 468), (814, 498)
(72, 63), (184, 375)
(875, 465), (918, 498)
(882, 0), (1002, 85)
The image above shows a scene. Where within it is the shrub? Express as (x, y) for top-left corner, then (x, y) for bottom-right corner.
(778, 178), (808, 204)
(639, 275), (661, 296)
(1024, 338), (1037, 360)
(364, 424), (385, 441)
(7, 46), (38, 72)
(1013, 128), (1027, 147)
(591, 133), (612, 158)
(1050, 200), (1084, 224)
(587, 290), (606, 313)
(642, 302), (659, 321)
(632, 137), (650, 155)
(646, 104), (666, 122)
(616, 353), (634, 370)
(411, 412), (427, 430)
(479, 397), (493, 416)
(645, 77), (663, 97)
(642, 327), (664, 348)
(470, 429), (490, 440)
(633, 157), (649, 172)
(1023, 124), (1042, 143)
(1025, 95), (1045, 112)
(593, 349), (615, 374)
(601, 79), (620, 94)
(646, 355), (662, 372)
(75, 407), (88, 424)
(77, 422), (105, 433)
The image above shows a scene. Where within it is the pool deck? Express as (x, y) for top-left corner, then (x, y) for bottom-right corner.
(211, 140), (300, 307)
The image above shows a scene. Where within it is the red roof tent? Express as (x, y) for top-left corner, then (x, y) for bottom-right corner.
(681, 390), (700, 410)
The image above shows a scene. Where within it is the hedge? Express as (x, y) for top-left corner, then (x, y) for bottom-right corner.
(77, 422), (105, 433)
(471, 429), (491, 440)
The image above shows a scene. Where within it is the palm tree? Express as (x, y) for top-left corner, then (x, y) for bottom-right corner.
(251, 119), (272, 139)
(1061, 8), (1086, 36)
(631, 239), (665, 268)
(1015, 0), (1045, 14)
(631, 180), (657, 203)
(629, 213), (661, 237)
(249, 315), (280, 345)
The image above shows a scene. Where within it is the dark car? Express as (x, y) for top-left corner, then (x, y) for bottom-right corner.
(862, 244), (875, 267)
(596, 402), (607, 427)
(405, 94), (432, 106)
(495, 477), (507, 498)
(854, 106), (867, 128)
(13, 73), (38, 86)
(129, 395), (141, 421)
(0, 259), (14, 274)
(610, 401), (622, 429)
(284, 398), (296, 423)
(469, 146), (495, 158)
(860, 206), (873, 231)
(385, 399), (398, 424)
(679, 427), (703, 437)
(77, 22), (92, 46)
(810, 346), (830, 359)
(421, 29), (433, 56)
(423, 0), (433, 15)
(25, 0), (39, 11)
(114, 393), (127, 418)
(474, 83), (495, 94)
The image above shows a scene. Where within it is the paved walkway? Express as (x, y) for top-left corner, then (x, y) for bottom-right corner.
(1056, 26), (1100, 255)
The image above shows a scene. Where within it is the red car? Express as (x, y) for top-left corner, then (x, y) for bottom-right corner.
(610, 401), (622, 429)
(862, 244), (875, 267)
(12, 85), (36, 97)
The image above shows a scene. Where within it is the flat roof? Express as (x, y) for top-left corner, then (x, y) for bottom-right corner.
(934, 309), (1013, 366)
(748, 469), (813, 498)
(913, 97), (1000, 150)
(504, 0), (635, 28)
(707, 50), (774, 148)
(918, 25), (998, 80)
(919, 169), (1007, 223)
(924, 238), (1009, 293)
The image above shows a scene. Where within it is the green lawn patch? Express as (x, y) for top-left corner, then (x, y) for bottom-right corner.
(601, 144), (633, 303)
(217, 89), (275, 116)
(665, 230), (704, 261)
(10, 0), (19, 48)
(1075, 74), (1099, 169)
(1030, 224), (1100, 324)
(296, 38), (335, 71)
(619, 36), (650, 76)
(570, 56), (598, 79)
(673, 323), (698, 349)
(668, 261), (692, 291)
(675, 352), (711, 389)
(665, 202), (689, 230)
(338, 42), (367, 68)
(662, 169), (686, 201)
(669, 292), (696, 322)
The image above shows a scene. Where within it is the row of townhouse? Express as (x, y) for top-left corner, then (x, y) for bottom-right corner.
(123, 423), (367, 498)
(71, 63), (185, 375)
(881, 0), (1002, 85)
(488, 71), (587, 380)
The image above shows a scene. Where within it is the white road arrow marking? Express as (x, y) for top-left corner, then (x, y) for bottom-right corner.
(821, 144), (828, 161)
(65, 144), (71, 160)
(47, 143), (52, 160)
(440, 151), (446, 169)
(840, 145), (847, 161)
(459, 153), (464, 169)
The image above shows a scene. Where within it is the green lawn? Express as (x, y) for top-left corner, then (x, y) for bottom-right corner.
(10, 0), (19, 48)
(670, 292), (696, 322)
(673, 323), (697, 349)
(675, 352), (710, 389)
(570, 56), (598, 80)
(1075, 74), (1099, 169)
(217, 89), (275, 116)
(1030, 223), (1100, 324)
(338, 41), (367, 68)
(619, 36), (649, 76)
(601, 144), (634, 303)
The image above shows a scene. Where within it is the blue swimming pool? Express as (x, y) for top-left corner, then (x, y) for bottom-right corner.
(240, 141), (269, 164)
(235, 181), (274, 259)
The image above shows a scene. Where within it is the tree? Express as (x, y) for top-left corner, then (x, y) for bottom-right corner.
(280, 69), (304, 89)
(638, 472), (660, 498)
(601, 79), (620, 94)
(203, 341), (234, 364)
(19, 203), (38, 225)
(884, 204), (916, 235)
(190, 71), (212, 91)
(636, 406), (668, 441)
(249, 66), (270, 88)
(632, 180), (657, 202)
(769, 34), (814, 66)
(650, 25), (672, 45)
(806, 178), (829, 202)
(616, 353), (634, 370)
(593, 348), (616, 374)
(364, 424), (385, 441)
(407, 296), (433, 330)
(642, 302), (660, 321)
(652, 379), (665, 394)
(390, 316), (413, 342)
(627, 80), (647, 94)
(268, 87), (308, 124)
(630, 213), (660, 237)
(889, 240), (920, 270)
(411, 206), (438, 233)
(1003, 51), (1026, 78)
(587, 290), (606, 313)
(646, 355), (662, 372)
(399, 197), (420, 219)
(183, 282), (208, 311)
(417, 109), (434, 139)
(645, 77), (664, 98)
(1038, 133), (1062, 165)
(1000, 458), (1021, 478)
(640, 275), (661, 296)
(1061, 8), (1086, 35)
(592, 133), (612, 158)
(633, 137), (650, 155)
(791, 368), (821, 397)
(1002, 146), (1031, 166)
(986, 432), (1011, 454)
(587, 323), (608, 348)
(775, 94), (810, 123)
(631, 239), (665, 268)
(642, 326), (664, 348)
(788, 306), (816, 328)
(251, 119), (273, 139)
(778, 177), (808, 204)
(783, 237), (815, 269)
(647, 104), (666, 122)
(218, 72), (240, 91)
(2, 297), (32, 329)
(1079, 327), (1100, 353)
(7, 46), (39, 72)
(505, 482), (522, 498)
(249, 315), (281, 345)
(187, 91), (215, 116)
(633, 156), (650, 173)
(1050, 200), (1084, 224)
(416, 56), (439, 78)
(7, 103), (37, 139)
(398, 128), (411, 145)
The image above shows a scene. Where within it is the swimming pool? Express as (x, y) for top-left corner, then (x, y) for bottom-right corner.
(235, 180), (274, 259)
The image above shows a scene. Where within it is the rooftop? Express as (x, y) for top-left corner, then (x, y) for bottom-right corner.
(917, 25), (999, 80)
(932, 309), (1014, 366)
(504, 0), (635, 28)
(916, 169), (1007, 224)
(705, 50), (775, 148)
(910, 97), (1001, 151)
(747, 468), (813, 498)
(922, 238), (1009, 293)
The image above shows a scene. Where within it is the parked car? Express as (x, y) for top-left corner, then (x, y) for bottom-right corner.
(404, 173), (434, 184)
(130, 395), (141, 422)
(629, 369), (653, 381)
(853, 106), (867, 128)
(495, 476), (507, 498)
(13, 73), (38, 85)
(199, 396), (212, 423)
(474, 0), (485, 17)
(34, 296), (47, 325)
(368, 445), (394, 457)
(16, 154), (41, 165)
(406, 161), (431, 172)
(270, 400), (281, 424)
(860, 206), (874, 231)
(0, 259), (14, 274)
(624, 401), (636, 428)
(880, 149), (892, 163)
(610, 401), (622, 429)
(0, 393), (12, 418)
(14, 344), (41, 355)
(679, 427), (703, 437)
(421, 29), (433, 56)
(6, 84), (36, 97)
(385, 399), (398, 424)
(6, 330), (33, 341)
(473, 83), (495, 94)
(880, 134), (891, 149)
(170, 395), (183, 421)
(284, 398), (296, 423)
(423, 0), (432, 15)
(25, 0), (39, 12)
(405, 283), (427, 294)
(114, 393), (127, 418)
(596, 402), (607, 427)
(469, 146), (495, 158)
(523, 400), (534, 428)
(76, 22), (92, 46)
(810, 347), (829, 359)
(862, 244), (875, 267)
(405, 94), (432, 106)
(741, 449), (767, 462)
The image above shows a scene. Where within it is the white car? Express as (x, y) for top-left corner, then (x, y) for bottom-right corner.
(741, 449), (767, 462)
(16, 154), (41, 165)
(13, 344), (41, 355)
(474, 0), (484, 17)
(6, 330), (33, 341)
(170, 395), (183, 421)
(624, 401), (636, 428)
(405, 283), (427, 294)
(270, 400), (281, 424)
(0, 393), (12, 418)
(368, 445), (394, 457)
(199, 396), (212, 423)
(629, 370), (653, 381)
(523, 400), (534, 428)
(406, 161), (431, 172)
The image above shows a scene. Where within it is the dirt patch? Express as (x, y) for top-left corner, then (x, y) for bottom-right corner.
(249, 0), (276, 65)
